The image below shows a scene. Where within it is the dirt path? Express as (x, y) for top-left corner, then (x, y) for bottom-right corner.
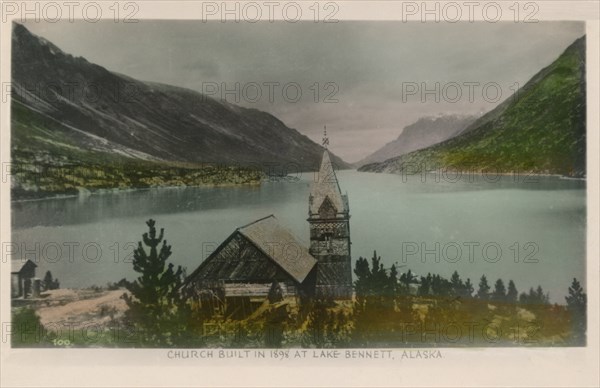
(35, 289), (129, 329)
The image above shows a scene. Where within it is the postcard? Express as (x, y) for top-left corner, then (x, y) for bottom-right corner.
(1, 1), (598, 387)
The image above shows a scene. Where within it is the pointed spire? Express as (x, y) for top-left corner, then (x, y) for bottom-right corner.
(309, 148), (347, 216)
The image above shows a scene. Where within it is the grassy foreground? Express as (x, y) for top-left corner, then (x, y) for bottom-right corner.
(11, 289), (582, 348)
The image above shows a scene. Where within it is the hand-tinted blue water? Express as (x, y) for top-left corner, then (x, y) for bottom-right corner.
(11, 171), (586, 303)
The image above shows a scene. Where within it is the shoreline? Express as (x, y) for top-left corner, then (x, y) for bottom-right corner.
(356, 168), (587, 181)
(10, 180), (263, 203)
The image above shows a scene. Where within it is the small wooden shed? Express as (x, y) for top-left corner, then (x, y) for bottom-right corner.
(11, 259), (37, 298)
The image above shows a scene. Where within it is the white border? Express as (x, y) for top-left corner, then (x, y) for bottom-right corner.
(0, 2), (598, 387)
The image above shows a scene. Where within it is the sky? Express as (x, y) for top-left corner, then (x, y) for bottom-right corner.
(23, 21), (585, 162)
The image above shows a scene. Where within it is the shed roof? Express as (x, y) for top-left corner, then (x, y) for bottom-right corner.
(237, 215), (317, 283)
(11, 259), (37, 274)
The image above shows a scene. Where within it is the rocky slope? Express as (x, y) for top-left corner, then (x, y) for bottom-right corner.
(356, 115), (477, 167)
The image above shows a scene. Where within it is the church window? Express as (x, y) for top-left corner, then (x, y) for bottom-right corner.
(319, 197), (337, 219)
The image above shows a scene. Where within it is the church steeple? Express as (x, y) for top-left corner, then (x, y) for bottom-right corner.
(309, 148), (348, 217)
(307, 126), (352, 299)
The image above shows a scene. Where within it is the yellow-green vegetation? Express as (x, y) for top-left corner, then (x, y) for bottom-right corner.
(347, 296), (575, 347)
(10, 292), (581, 348)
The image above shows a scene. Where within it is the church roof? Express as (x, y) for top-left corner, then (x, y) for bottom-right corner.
(309, 150), (348, 215)
(238, 215), (317, 283)
(183, 215), (317, 291)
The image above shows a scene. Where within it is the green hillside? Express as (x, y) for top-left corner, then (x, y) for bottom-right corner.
(11, 102), (263, 200)
(360, 36), (586, 177)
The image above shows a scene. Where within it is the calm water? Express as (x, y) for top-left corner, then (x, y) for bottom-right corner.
(11, 170), (586, 303)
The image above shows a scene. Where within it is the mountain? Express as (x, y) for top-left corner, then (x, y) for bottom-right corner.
(359, 36), (586, 177)
(356, 115), (477, 167)
(10, 23), (350, 189)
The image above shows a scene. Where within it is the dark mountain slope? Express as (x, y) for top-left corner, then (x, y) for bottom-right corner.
(11, 23), (349, 172)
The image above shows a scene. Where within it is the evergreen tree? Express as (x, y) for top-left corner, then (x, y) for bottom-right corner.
(351, 252), (401, 346)
(476, 275), (490, 300)
(399, 269), (416, 296)
(355, 251), (393, 310)
(353, 256), (371, 309)
(389, 264), (398, 282)
(535, 285), (549, 305)
(528, 287), (536, 301)
(123, 219), (193, 346)
(565, 278), (586, 312)
(450, 271), (463, 297)
(518, 292), (528, 304)
(519, 287), (535, 305)
(42, 271), (59, 291)
(430, 274), (440, 295)
(396, 268), (415, 316)
(519, 285), (549, 306)
(370, 252), (389, 298)
(43, 271), (54, 291)
(506, 280), (518, 304)
(418, 273), (432, 296)
(384, 264), (400, 299)
(565, 278), (586, 344)
(431, 274), (451, 296)
(463, 278), (475, 299)
(491, 279), (507, 302)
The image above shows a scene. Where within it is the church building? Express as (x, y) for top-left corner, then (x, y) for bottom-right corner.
(182, 128), (353, 315)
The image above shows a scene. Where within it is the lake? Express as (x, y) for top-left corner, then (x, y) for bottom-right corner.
(11, 170), (586, 303)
